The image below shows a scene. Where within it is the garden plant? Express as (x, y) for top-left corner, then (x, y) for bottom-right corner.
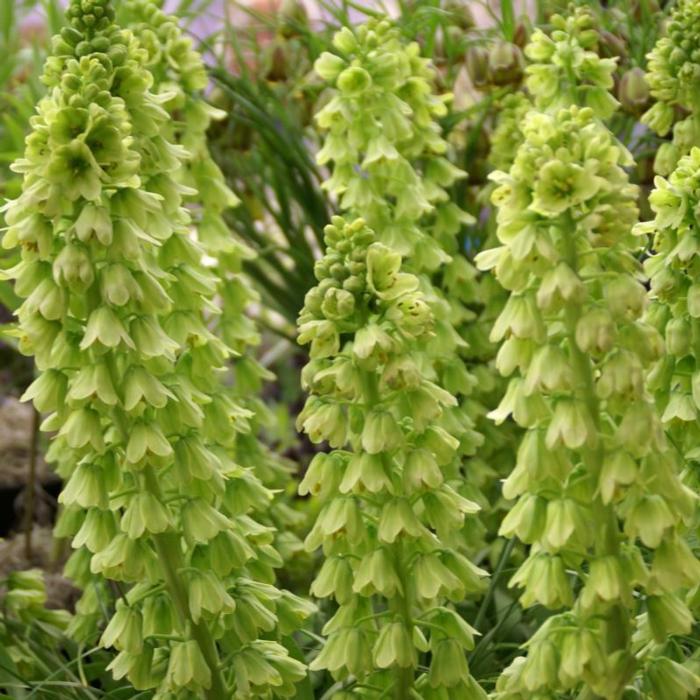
(0, 1), (698, 699)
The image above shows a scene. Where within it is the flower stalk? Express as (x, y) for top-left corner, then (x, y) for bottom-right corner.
(478, 9), (700, 699)
(297, 216), (487, 699)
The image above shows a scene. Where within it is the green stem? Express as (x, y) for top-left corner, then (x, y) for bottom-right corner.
(360, 369), (415, 700)
(391, 540), (414, 700)
(143, 468), (229, 700)
(472, 537), (516, 633)
(561, 214), (631, 682)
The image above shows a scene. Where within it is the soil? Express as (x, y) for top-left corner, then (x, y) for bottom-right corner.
(0, 395), (75, 610)
(0, 527), (78, 610)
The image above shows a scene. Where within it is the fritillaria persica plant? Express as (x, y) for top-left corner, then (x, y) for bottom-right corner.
(119, 0), (307, 567)
(478, 9), (700, 700)
(314, 19), (492, 554)
(5, 1), (700, 699)
(297, 215), (487, 699)
(4, 0), (308, 697)
(303, 22), (495, 698)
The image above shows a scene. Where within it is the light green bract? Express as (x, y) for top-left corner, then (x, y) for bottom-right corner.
(297, 216), (487, 699)
(642, 0), (700, 174)
(477, 9), (700, 700)
(3, 1), (307, 697)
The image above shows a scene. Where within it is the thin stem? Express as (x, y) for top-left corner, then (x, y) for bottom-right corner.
(391, 540), (414, 700)
(560, 213), (631, 688)
(472, 537), (516, 633)
(143, 468), (229, 700)
(23, 406), (40, 561)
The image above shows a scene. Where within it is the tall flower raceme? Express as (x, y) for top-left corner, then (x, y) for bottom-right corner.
(313, 19), (487, 551)
(642, 0), (700, 176)
(467, 8), (619, 555)
(297, 214), (487, 700)
(477, 13), (700, 700)
(118, 0), (307, 574)
(2, 1), (308, 697)
(637, 146), (700, 543)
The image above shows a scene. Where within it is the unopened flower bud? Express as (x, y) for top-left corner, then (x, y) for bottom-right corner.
(444, 0), (475, 30)
(488, 41), (524, 86)
(279, 0), (308, 38)
(598, 30), (627, 60)
(618, 67), (650, 116)
(512, 22), (529, 49)
(465, 46), (489, 89)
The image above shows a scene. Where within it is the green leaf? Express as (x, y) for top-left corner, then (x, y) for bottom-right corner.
(0, 280), (20, 311)
(280, 637), (314, 700)
(500, 0), (515, 41)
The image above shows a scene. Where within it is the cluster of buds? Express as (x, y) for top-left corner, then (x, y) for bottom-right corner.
(643, 0), (700, 174)
(478, 11), (700, 700)
(314, 19), (471, 268)
(489, 8), (619, 203)
(297, 215), (487, 699)
(524, 10), (618, 118)
(3, 0), (308, 696)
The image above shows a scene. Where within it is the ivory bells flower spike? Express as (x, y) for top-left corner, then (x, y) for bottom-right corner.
(119, 0), (308, 571)
(297, 216), (488, 700)
(314, 18), (472, 270)
(477, 12), (700, 699)
(314, 17), (489, 555)
(4, 1), (307, 697)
